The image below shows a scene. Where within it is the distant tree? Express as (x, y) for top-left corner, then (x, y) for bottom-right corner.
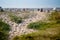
(41, 8), (43, 12)
(23, 8), (25, 11)
(38, 9), (40, 11)
(0, 7), (4, 12)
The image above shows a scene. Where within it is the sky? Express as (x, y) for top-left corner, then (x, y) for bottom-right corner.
(0, 0), (60, 8)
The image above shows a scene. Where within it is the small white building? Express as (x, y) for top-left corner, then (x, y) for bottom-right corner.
(53, 7), (60, 11)
(53, 8), (56, 10)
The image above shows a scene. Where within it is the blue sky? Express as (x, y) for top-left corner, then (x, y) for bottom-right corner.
(0, 0), (60, 8)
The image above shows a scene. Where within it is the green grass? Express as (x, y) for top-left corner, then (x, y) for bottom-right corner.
(0, 31), (9, 40)
(27, 21), (60, 30)
(0, 19), (10, 40)
(0, 19), (10, 32)
(9, 14), (22, 24)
